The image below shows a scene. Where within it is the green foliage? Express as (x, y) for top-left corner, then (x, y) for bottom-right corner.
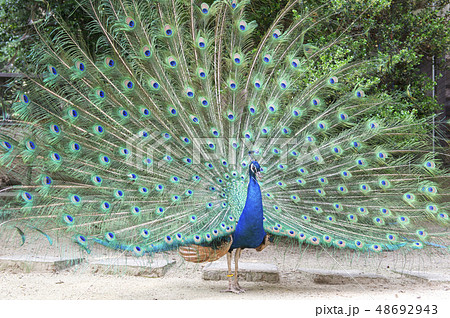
(0, 0), (29, 71)
(1, 0), (449, 120)
(0, 0), (93, 71)
(249, 0), (450, 119)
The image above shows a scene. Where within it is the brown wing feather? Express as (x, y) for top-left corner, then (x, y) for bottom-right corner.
(178, 236), (233, 263)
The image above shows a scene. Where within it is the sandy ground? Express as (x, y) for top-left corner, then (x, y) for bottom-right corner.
(0, 235), (449, 318)
(0, 238), (449, 304)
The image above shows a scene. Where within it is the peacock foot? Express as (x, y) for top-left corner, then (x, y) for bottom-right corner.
(221, 282), (245, 294)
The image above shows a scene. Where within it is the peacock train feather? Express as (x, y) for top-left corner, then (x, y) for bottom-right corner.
(0, 0), (449, 264)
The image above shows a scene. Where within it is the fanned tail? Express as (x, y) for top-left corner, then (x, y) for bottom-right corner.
(0, 0), (448, 259)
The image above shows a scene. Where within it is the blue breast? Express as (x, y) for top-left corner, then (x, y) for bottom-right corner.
(230, 176), (266, 249)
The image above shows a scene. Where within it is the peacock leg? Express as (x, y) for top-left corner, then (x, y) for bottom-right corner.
(226, 251), (233, 290)
(221, 249), (244, 293)
(221, 251), (236, 293)
(233, 248), (245, 293)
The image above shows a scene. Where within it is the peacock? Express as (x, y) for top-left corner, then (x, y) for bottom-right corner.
(0, 0), (449, 294)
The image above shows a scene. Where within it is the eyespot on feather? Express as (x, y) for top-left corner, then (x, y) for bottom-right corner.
(123, 80), (134, 90)
(272, 29), (281, 39)
(75, 61), (85, 72)
(262, 54), (272, 64)
(164, 24), (173, 37)
(105, 57), (115, 68)
(142, 46), (152, 58)
(167, 56), (177, 68)
(233, 53), (242, 65)
(290, 58), (300, 69)
(201, 3), (209, 14)
(125, 17), (135, 29)
(47, 65), (58, 76)
(197, 37), (206, 49)
(20, 94), (30, 104)
(185, 87), (195, 98)
(239, 21), (247, 31)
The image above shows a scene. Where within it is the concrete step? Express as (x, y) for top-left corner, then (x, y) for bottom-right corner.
(203, 261), (279, 283)
(392, 270), (450, 282)
(0, 255), (85, 272)
(297, 268), (389, 285)
(0, 255), (175, 277)
(89, 258), (175, 277)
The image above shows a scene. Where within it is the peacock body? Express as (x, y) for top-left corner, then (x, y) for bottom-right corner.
(230, 160), (265, 250)
(0, 0), (449, 288)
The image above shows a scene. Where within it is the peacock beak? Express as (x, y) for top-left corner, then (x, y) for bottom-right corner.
(256, 171), (262, 181)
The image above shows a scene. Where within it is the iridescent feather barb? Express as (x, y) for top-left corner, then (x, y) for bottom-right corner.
(0, 0), (449, 266)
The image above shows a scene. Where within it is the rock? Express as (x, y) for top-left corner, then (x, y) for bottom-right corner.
(202, 261), (279, 283)
(392, 270), (450, 282)
(0, 254), (175, 277)
(297, 268), (389, 285)
(0, 255), (85, 272)
(89, 258), (175, 277)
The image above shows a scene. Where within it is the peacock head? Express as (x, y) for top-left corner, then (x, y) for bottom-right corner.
(249, 161), (262, 181)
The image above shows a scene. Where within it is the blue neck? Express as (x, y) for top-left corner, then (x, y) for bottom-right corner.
(230, 168), (266, 249)
(246, 173), (262, 208)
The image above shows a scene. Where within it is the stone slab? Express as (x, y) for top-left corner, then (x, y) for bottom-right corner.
(0, 255), (85, 272)
(392, 270), (450, 282)
(203, 261), (279, 283)
(89, 258), (175, 277)
(0, 255), (175, 277)
(297, 268), (389, 285)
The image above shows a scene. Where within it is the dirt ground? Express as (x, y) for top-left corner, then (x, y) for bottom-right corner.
(0, 238), (449, 304)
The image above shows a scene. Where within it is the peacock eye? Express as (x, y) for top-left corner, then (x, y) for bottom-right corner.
(164, 25), (173, 36)
(201, 3), (209, 14)
(197, 37), (206, 49)
(20, 94), (29, 104)
(76, 61), (85, 72)
(106, 58), (115, 67)
(142, 45), (152, 58)
(239, 21), (247, 31)
(126, 17), (135, 29)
